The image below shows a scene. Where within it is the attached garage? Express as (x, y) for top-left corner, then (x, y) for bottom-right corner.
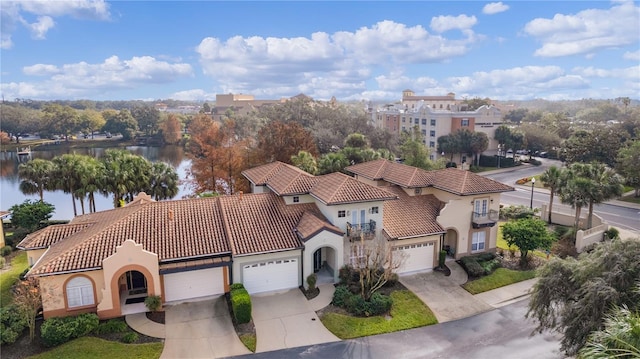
(242, 258), (299, 294)
(395, 241), (435, 274)
(163, 267), (225, 302)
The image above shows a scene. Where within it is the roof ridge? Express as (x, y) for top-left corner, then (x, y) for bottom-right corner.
(217, 195), (239, 256)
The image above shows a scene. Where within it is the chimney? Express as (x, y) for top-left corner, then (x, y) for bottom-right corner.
(168, 209), (174, 221)
(238, 191), (243, 201)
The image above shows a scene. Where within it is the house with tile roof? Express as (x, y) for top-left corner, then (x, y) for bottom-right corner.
(18, 160), (512, 320)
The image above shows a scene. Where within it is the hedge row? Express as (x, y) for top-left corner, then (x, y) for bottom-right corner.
(41, 313), (100, 347)
(460, 252), (499, 278)
(230, 284), (252, 324)
(1, 305), (27, 345)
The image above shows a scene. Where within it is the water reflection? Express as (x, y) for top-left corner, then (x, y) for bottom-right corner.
(0, 145), (191, 220)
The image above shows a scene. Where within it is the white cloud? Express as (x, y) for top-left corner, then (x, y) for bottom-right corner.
(196, 20), (478, 100)
(169, 89), (216, 102)
(623, 50), (640, 61)
(483, 2), (509, 15)
(430, 14), (477, 33)
(524, 1), (640, 57)
(572, 65), (640, 80)
(2, 56), (193, 100)
(0, 0), (110, 49)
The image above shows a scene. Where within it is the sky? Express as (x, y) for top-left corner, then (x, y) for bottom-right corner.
(1, 1), (639, 102)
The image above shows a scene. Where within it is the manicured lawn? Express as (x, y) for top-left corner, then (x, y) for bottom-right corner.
(320, 290), (437, 339)
(27, 337), (163, 359)
(462, 268), (536, 295)
(619, 193), (640, 205)
(1, 251), (29, 307)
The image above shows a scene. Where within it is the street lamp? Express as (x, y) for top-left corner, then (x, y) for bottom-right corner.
(530, 177), (536, 209)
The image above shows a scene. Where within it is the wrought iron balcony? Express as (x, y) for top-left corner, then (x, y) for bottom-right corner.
(471, 209), (499, 228)
(347, 220), (376, 240)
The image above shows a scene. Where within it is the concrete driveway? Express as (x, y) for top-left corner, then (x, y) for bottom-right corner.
(400, 262), (492, 323)
(160, 296), (251, 359)
(251, 288), (340, 353)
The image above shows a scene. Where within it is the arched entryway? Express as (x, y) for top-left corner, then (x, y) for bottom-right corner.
(118, 270), (150, 313)
(444, 229), (458, 258)
(313, 246), (337, 284)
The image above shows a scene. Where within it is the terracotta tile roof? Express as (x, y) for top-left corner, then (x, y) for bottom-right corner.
(29, 197), (231, 276)
(218, 193), (327, 256)
(241, 161), (284, 185)
(295, 212), (343, 241)
(383, 187), (445, 239)
(17, 223), (95, 249)
(310, 172), (398, 205)
(346, 159), (513, 195)
(265, 164), (317, 195)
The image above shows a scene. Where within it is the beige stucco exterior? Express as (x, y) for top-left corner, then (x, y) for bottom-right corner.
(39, 269), (105, 319)
(302, 231), (344, 287)
(97, 240), (160, 319)
(26, 248), (47, 266)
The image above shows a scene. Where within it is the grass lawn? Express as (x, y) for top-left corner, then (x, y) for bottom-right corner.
(239, 334), (256, 352)
(1, 251), (29, 307)
(27, 337), (163, 359)
(320, 290), (437, 339)
(462, 268), (536, 295)
(619, 193), (640, 205)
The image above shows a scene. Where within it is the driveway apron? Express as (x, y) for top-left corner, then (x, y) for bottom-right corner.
(400, 262), (493, 323)
(251, 288), (340, 353)
(160, 296), (250, 359)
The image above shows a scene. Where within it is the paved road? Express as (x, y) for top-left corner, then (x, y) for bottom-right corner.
(228, 299), (564, 359)
(483, 159), (640, 232)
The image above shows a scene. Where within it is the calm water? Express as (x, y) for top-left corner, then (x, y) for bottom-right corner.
(0, 145), (193, 220)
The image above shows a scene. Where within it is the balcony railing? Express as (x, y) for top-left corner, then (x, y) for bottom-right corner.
(471, 209), (499, 228)
(347, 220), (376, 240)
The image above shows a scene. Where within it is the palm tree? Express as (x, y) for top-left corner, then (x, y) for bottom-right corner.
(579, 305), (640, 358)
(291, 150), (318, 175)
(101, 149), (153, 206)
(559, 164), (593, 231)
(469, 132), (489, 166)
(52, 154), (86, 217)
(585, 163), (624, 228)
(149, 162), (179, 201)
(77, 157), (104, 213)
(540, 166), (563, 224)
(18, 159), (55, 202)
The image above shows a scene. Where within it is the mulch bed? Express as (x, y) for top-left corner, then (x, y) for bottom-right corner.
(300, 286), (320, 300)
(146, 310), (165, 324)
(433, 264), (452, 276)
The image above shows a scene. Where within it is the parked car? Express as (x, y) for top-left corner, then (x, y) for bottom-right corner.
(105, 132), (112, 138)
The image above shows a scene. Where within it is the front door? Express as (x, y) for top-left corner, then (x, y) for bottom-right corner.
(313, 249), (322, 272)
(126, 271), (147, 293)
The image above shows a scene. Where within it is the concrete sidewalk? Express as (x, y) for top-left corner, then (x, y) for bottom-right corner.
(475, 278), (538, 308)
(125, 312), (165, 339)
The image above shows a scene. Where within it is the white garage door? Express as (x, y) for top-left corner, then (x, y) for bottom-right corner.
(163, 267), (225, 302)
(395, 242), (435, 274)
(242, 258), (298, 294)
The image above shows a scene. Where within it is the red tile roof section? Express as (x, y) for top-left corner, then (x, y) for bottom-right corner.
(18, 223), (95, 249)
(295, 211), (343, 241)
(310, 172), (398, 205)
(346, 159), (513, 195)
(383, 187), (445, 239)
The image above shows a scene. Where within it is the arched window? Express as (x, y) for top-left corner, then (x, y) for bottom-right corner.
(66, 276), (94, 308)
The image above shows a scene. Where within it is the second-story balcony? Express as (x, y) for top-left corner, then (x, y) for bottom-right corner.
(347, 220), (376, 241)
(471, 210), (499, 228)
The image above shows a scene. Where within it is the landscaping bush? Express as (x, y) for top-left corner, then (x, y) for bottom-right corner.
(604, 227), (620, 240)
(1, 305), (27, 345)
(41, 313), (99, 347)
(438, 250), (446, 268)
(1, 245), (12, 256)
(481, 258), (502, 274)
(229, 283), (246, 292)
(230, 288), (252, 324)
(383, 273), (399, 287)
(19, 267), (30, 280)
(332, 285), (351, 308)
(338, 265), (356, 284)
(475, 252), (496, 262)
(306, 273), (317, 291)
(121, 331), (139, 343)
(0, 257), (5, 270)
(460, 256), (485, 278)
(144, 295), (162, 312)
(94, 319), (128, 335)
(366, 292), (393, 316)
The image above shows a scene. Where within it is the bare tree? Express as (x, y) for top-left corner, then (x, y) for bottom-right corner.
(352, 235), (405, 300)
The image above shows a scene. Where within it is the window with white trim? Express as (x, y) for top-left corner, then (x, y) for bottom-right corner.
(471, 231), (486, 252)
(474, 199), (488, 218)
(66, 276), (94, 308)
(350, 244), (366, 268)
(293, 196), (299, 203)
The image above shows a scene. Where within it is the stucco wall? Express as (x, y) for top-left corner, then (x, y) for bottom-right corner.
(27, 248), (47, 266)
(39, 270), (105, 319)
(232, 249), (302, 285)
(283, 194), (315, 205)
(316, 201), (385, 238)
(302, 231), (344, 287)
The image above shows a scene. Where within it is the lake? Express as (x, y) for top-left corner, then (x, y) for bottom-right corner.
(0, 145), (193, 220)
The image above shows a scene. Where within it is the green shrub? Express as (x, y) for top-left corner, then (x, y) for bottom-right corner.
(366, 293), (392, 316)
(121, 331), (139, 343)
(144, 295), (162, 312)
(332, 285), (351, 308)
(438, 250), (446, 268)
(0, 257), (5, 270)
(1, 305), (27, 345)
(604, 227), (620, 240)
(229, 283), (245, 292)
(72, 313), (100, 337)
(41, 317), (75, 347)
(481, 258), (502, 274)
(41, 313), (99, 347)
(338, 265), (356, 284)
(19, 267), (30, 280)
(94, 319), (128, 335)
(460, 256), (485, 278)
(230, 289), (251, 324)
(306, 273), (317, 291)
(475, 252), (496, 262)
(1, 246), (12, 256)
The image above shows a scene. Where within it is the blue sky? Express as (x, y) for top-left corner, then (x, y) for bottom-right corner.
(1, 1), (638, 102)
